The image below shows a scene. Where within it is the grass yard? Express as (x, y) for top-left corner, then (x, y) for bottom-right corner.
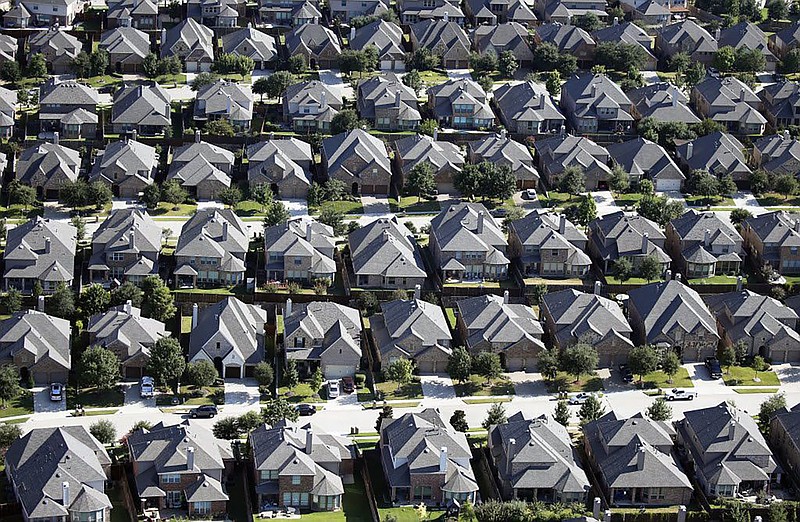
(150, 202), (197, 216)
(734, 387), (781, 394)
(452, 374), (515, 397)
(684, 195), (735, 207)
(756, 193), (800, 207)
(443, 279), (518, 289)
(234, 199), (267, 216)
(463, 397), (513, 404)
(311, 199), (364, 215)
(688, 275), (744, 285)
(278, 382), (325, 403)
(613, 192), (645, 207)
(639, 367), (693, 390)
(357, 378), (424, 402)
(417, 69), (449, 87)
(84, 408), (120, 416)
(546, 372), (603, 393)
(604, 275), (661, 285)
(81, 74), (124, 88)
(154, 73), (187, 85)
(723, 366), (781, 387)
(0, 392), (33, 418)
(539, 191), (583, 209)
(390, 196), (441, 214)
(155, 383), (224, 406)
(378, 508), (446, 521)
(67, 386), (124, 409)
(362, 400), (421, 409)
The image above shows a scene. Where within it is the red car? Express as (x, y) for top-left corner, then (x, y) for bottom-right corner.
(341, 377), (355, 394)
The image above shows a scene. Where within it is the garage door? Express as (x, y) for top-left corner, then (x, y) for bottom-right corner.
(225, 366), (241, 378)
(506, 358), (526, 372)
(656, 178), (681, 191)
(323, 365), (353, 379)
(373, 185), (389, 195)
(380, 60), (393, 70)
(125, 366), (142, 379)
(361, 185), (374, 194)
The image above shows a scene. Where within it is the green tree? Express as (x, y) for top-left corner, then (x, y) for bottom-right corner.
(614, 257), (634, 283)
(470, 51), (498, 73)
(48, 282), (75, 319)
(609, 166), (630, 193)
(0, 423), (22, 454)
(252, 77), (270, 102)
(560, 343), (598, 383)
(310, 367), (324, 394)
(719, 174), (737, 197)
(661, 351), (681, 384)
(402, 69), (421, 92)
(639, 254), (663, 282)
(783, 48), (800, 73)
(405, 48), (440, 70)
(141, 184), (161, 209)
(8, 180), (37, 210)
(691, 170), (720, 202)
(287, 54), (307, 74)
(759, 392), (786, 434)
(218, 186), (242, 207)
(0, 61), (20, 83)
(530, 283), (548, 306)
(262, 397), (299, 425)
(538, 349), (559, 381)
(473, 351), (502, 384)
(338, 48), (379, 76)
(574, 194), (597, 226)
(284, 358), (299, 389)
(27, 53), (47, 78)
(404, 162), (436, 201)
(482, 402), (507, 429)
(558, 166), (586, 198)
(0, 365), (21, 408)
(447, 346), (473, 384)
(385, 358), (413, 384)
(89, 420), (117, 445)
(147, 337), (185, 389)
(770, 499), (788, 522)
(768, 0), (788, 19)
(330, 109), (363, 134)
(142, 53), (160, 77)
(80, 346), (120, 390)
(358, 291), (380, 315)
(774, 173), (799, 200)
(254, 362), (274, 388)
(730, 208), (753, 226)
(90, 49), (109, 76)
(185, 360), (218, 387)
(264, 201), (291, 227)
(752, 355), (767, 379)
(572, 12), (602, 31)
(204, 119), (236, 136)
(545, 70), (562, 96)
(695, 118), (725, 136)
(628, 345), (659, 381)
(140, 276), (176, 322)
(80, 284), (110, 319)
(250, 183), (273, 212)
(647, 397), (673, 421)
(749, 169), (771, 196)
(191, 72), (217, 91)
(418, 119), (438, 137)
(375, 404), (394, 431)
(212, 417), (240, 439)
(579, 395), (605, 424)
(318, 207), (346, 235)
(735, 47), (766, 72)
(554, 400), (571, 426)
(3, 288), (21, 314)
(683, 61), (706, 88)
(72, 51), (91, 78)
(237, 410), (263, 433)
(718, 344), (738, 374)
(160, 179), (188, 205)
(450, 410), (469, 432)
(713, 46), (737, 71)
(637, 193), (685, 227)
(669, 52), (691, 73)
(264, 70), (295, 99)
(110, 282), (143, 308)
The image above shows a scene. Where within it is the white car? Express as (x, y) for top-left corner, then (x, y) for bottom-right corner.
(665, 388), (697, 401)
(525, 189), (537, 200)
(327, 380), (340, 399)
(140, 376), (155, 398)
(50, 383), (64, 402)
(568, 392), (596, 405)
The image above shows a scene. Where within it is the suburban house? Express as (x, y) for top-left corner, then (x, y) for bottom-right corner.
(409, 19), (471, 69)
(464, 0), (537, 25)
(283, 80), (343, 133)
(627, 83), (701, 125)
(357, 73), (420, 131)
(507, 212), (591, 278)
(87, 301), (168, 378)
(628, 0), (674, 24)
(380, 409), (479, 505)
(321, 129), (392, 196)
(283, 300), (363, 379)
(718, 22), (778, 71)
(347, 217), (427, 290)
(627, 279), (720, 361)
(0, 85), (16, 138)
(247, 138), (314, 199)
(167, 136), (236, 201)
(533, 24), (596, 67)
(3, 4), (32, 27)
(5, 426), (111, 522)
(90, 137), (157, 199)
(472, 22), (534, 67)
(371, 291), (453, 373)
(28, 28), (82, 74)
(221, 26), (278, 69)
(675, 131), (752, 182)
(128, 422), (233, 516)
(21, 0), (85, 24)
(538, 0), (607, 23)
(593, 21), (657, 70)
(87, 208), (162, 286)
(488, 412), (590, 502)
(665, 209), (743, 280)
(329, 0), (387, 21)
(99, 26), (152, 73)
(691, 75), (766, 135)
(111, 83), (172, 136)
(561, 73), (635, 135)
(349, 19), (405, 71)
(393, 134), (465, 195)
(397, 0), (466, 24)
(160, 19), (215, 72)
(655, 20), (718, 66)
(250, 421), (357, 512)
(17, 139), (80, 199)
(760, 81), (800, 128)
(467, 131), (539, 189)
(285, 23), (341, 69)
(753, 132), (800, 175)
(606, 137), (685, 192)
(540, 288), (634, 367)
(492, 81), (566, 135)
(264, 218), (336, 283)
(188, 296), (267, 378)
(456, 292), (545, 371)
(174, 209), (249, 288)
(770, 20), (800, 58)
(187, 0), (245, 27)
(4, 217), (76, 294)
(429, 203), (509, 281)
(106, 0), (159, 29)
(38, 78), (98, 138)
(258, 0), (320, 25)
(194, 80), (254, 130)
(705, 290), (800, 363)
(741, 211), (800, 275)
(533, 134), (612, 190)
(676, 403), (779, 497)
(583, 412), (693, 506)
(0, 310), (71, 384)
(588, 211), (670, 275)
(428, 78), (495, 130)
(769, 406), (800, 485)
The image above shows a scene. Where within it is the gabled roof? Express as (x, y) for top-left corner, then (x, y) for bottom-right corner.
(91, 208), (162, 258)
(534, 134), (611, 176)
(589, 211), (666, 261)
(90, 139), (158, 187)
(99, 26), (151, 60)
(161, 19), (214, 61)
(705, 290), (800, 347)
(222, 26), (278, 63)
(264, 218), (335, 272)
(378, 298), (452, 350)
(657, 19), (718, 55)
(175, 208), (248, 262)
(285, 23), (341, 56)
(284, 302), (362, 362)
(626, 82), (700, 124)
(468, 133), (538, 181)
(536, 23), (594, 53)
(743, 211), (800, 250)
(322, 128), (390, 176)
(563, 73), (634, 121)
(189, 297), (266, 365)
(543, 288), (633, 348)
(430, 202), (508, 260)
(4, 217), (76, 283)
(112, 83), (171, 127)
(285, 80), (343, 110)
(718, 21), (774, 61)
(195, 80), (253, 121)
(628, 280), (719, 344)
(607, 137), (684, 181)
(754, 133), (800, 174)
(457, 294), (543, 348)
(411, 19), (470, 51)
(350, 19), (403, 58)
(87, 303), (167, 360)
(0, 310), (72, 372)
(675, 131), (751, 177)
(40, 78), (99, 106)
(493, 81), (565, 126)
(357, 73), (419, 120)
(670, 209), (742, 252)
(29, 29), (82, 60)
(348, 217), (426, 279)
(17, 142), (80, 187)
(473, 21), (533, 57)
(394, 134), (465, 176)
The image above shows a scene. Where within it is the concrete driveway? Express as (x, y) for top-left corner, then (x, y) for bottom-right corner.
(224, 379), (261, 408)
(317, 69), (354, 101)
(446, 69), (472, 81)
(123, 383), (156, 410)
(685, 363), (726, 393)
(361, 196), (391, 215)
(283, 198), (309, 217)
(420, 376), (456, 400)
(591, 191), (619, 216)
(732, 191), (767, 216)
(33, 386), (66, 413)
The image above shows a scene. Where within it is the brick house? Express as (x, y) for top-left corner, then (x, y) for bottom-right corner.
(88, 209), (161, 286)
(741, 211), (800, 275)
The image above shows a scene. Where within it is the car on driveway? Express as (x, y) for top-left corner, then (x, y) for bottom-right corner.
(140, 376), (155, 398)
(525, 189), (537, 200)
(665, 388), (697, 401)
(327, 380), (340, 399)
(490, 208), (507, 218)
(568, 392), (597, 405)
(50, 383), (64, 401)
(618, 364), (634, 383)
(189, 405), (218, 418)
(705, 357), (722, 379)
(296, 404), (317, 416)
(341, 377), (354, 394)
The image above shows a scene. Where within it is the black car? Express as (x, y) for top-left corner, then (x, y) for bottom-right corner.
(705, 357), (722, 379)
(189, 405), (218, 418)
(618, 364), (634, 383)
(295, 403), (317, 416)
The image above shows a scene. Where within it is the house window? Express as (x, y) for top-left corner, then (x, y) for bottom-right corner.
(110, 252), (124, 262)
(294, 337), (305, 348)
(413, 486), (433, 500)
(193, 501), (212, 515)
(72, 510), (105, 522)
(162, 474), (181, 484)
(292, 475), (302, 485)
(166, 490), (182, 508)
(260, 470), (279, 480)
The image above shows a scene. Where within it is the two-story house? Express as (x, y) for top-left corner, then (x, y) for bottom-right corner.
(221, 26), (279, 70)
(741, 211), (800, 275)
(347, 217), (427, 289)
(409, 19), (471, 68)
(357, 73), (420, 131)
(770, 20), (800, 58)
(350, 20), (405, 71)
(99, 26), (152, 73)
(160, 19), (215, 72)
(167, 135), (236, 201)
(264, 218), (335, 283)
(285, 23), (341, 69)
(22, 0), (84, 26)
(593, 21), (657, 70)
(39, 78), (98, 138)
(0, 309), (71, 384)
(752, 131), (800, 176)
(675, 131), (752, 182)
(194, 80), (254, 130)
(258, 0), (319, 25)
(398, 0), (466, 25)
(88, 209), (161, 286)
(107, 0), (159, 29)
(468, 130), (538, 189)
(4, 217), (76, 294)
(111, 83), (172, 136)
(561, 73), (635, 135)
(283, 80), (343, 133)
(718, 22), (778, 72)
(247, 137), (314, 199)
(588, 211), (670, 275)
(321, 129), (392, 196)
(28, 28), (82, 74)
(534, 134), (612, 190)
(533, 23), (596, 67)
(473, 22), (534, 67)
(691, 75), (766, 135)
(607, 137), (685, 192)
(655, 20), (718, 66)
(666, 209), (743, 280)
(394, 134), (465, 195)
(464, 0), (537, 26)
(329, 0), (388, 21)
(759, 81), (800, 129)
(492, 81), (566, 135)
(507, 212), (590, 278)
(90, 136), (158, 199)
(627, 83), (701, 126)
(16, 137), (79, 200)
(427, 78), (495, 130)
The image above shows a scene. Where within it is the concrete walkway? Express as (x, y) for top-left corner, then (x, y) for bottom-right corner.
(318, 69), (354, 101)
(361, 196), (391, 215)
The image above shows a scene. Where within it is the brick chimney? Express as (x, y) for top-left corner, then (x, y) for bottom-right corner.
(503, 289), (509, 304)
(641, 233), (648, 254)
(125, 299), (132, 315)
(477, 211), (485, 234)
(414, 284), (421, 300)
(285, 298), (293, 317)
(192, 303), (198, 329)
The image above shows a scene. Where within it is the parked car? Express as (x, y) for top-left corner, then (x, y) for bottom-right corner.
(705, 357), (722, 379)
(327, 380), (340, 399)
(665, 388), (697, 401)
(295, 403), (317, 416)
(525, 189), (537, 200)
(568, 392), (596, 405)
(341, 377), (354, 394)
(618, 364), (634, 383)
(490, 208), (507, 218)
(140, 376), (155, 398)
(50, 382), (64, 402)
(189, 405), (218, 418)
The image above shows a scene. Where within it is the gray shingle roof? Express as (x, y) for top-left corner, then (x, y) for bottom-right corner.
(87, 303), (167, 362)
(29, 29), (82, 60)
(90, 139), (158, 188)
(410, 19), (470, 52)
(493, 81), (565, 128)
(111, 83), (171, 128)
(675, 131), (751, 177)
(40, 78), (99, 106)
(175, 208), (249, 265)
(4, 217), (76, 284)
(283, 301), (362, 362)
(626, 82), (700, 124)
(189, 296), (266, 365)
(0, 310), (71, 379)
(536, 23), (594, 53)
(562, 73), (634, 121)
(754, 133), (800, 174)
(670, 209), (742, 260)
(221, 26), (278, 64)
(321, 128), (390, 178)
(457, 293), (544, 348)
(588, 211), (667, 263)
(195, 80), (253, 122)
(607, 137), (684, 181)
(657, 19), (718, 55)
(542, 289), (633, 348)
(394, 134), (465, 176)
(17, 142), (80, 189)
(356, 72), (419, 121)
(534, 134), (611, 177)
(374, 298), (452, 359)
(430, 202), (508, 266)
(705, 290), (800, 347)
(428, 78), (493, 120)
(285, 23), (341, 56)
(161, 19), (214, 61)
(468, 133), (538, 183)
(744, 211), (800, 256)
(99, 26), (151, 61)
(350, 19), (403, 60)
(348, 217), (426, 279)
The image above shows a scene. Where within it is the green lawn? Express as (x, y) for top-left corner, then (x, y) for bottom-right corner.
(390, 196), (441, 214)
(687, 275), (744, 285)
(613, 192), (645, 207)
(154, 73), (187, 85)
(443, 279), (518, 289)
(640, 367), (693, 390)
(546, 372), (604, 393)
(150, 202), (197, 216)
(0, 392), (33, 418)
(362, 400), (421, 409)
(310, 199), (364, 215)
(756, 193), (800, 207)
(417, 69), (449, 87)
(453, 374), (515, 397)
(81, 74), (124, 88)
(67, 387), (124, 409)
(445, 308), (457, 330)
(155, 383), (224, 406)
(723, 366), (781, 387)
(84, 408), (120, 416)
(604, 275), (661, 285)
(463, 397), (513, 404)
(539, 191), (583, 209)
(234, 200), (267, 216)
(684, 195), (735, 207)
(734, 387), (781, 394)
(279, 382), (325, 403)
(378, 508), (446, 521)
(360, 379), (424, 401)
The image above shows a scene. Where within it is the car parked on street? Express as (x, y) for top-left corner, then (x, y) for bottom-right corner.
(296, 403), (317, 416)
(50, 383), (64, 401)
(665, 388), (697, 401)
(705, 357), (722, 379)
(189, 405), (218, 418)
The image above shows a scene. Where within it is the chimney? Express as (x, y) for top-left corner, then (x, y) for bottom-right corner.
(305, 222), (313, 242)
(477, 211), (485, 234)
(666, 269), (672, 281)
(439, 447), (448, 472)
(593, 281), (601, 294)
(636, 445), (646, 470)
(503, 290), (509, 304)
(37, 295), (45, 312)
(285, 298), (293, 317)
(558, 214), (566, 234)
(129, 230), (136, 250)
(194, 129), (201, 143)
(313, 15), (318, 23)
(222, 221), (229, 241)
(785, 129), (791, 140)
(161, 28), (166, 45)
(675, 273), (682, 282)
(395, 88), (402, 109)
(62, 481), (70, 507)
(500, 128), (507, 139)
(740, 88), (746, 101)
(678, 506), (687, 522)
(539, 95), (546, 110)
(795, 219), (800, 233)
(591, 84), (597, 97)
(433, 128), (438, 140)
(704, 228), (710, 247)
(270, 131), (275, 140)
(604, 511), (612, 522)
(187, 447), (195, 470)
(736, 275), (743, 291)
(349, 26), (355, 41)
(248, 21), (252, 28)
(306, 428), (313, 454)
(414, 284), (421, 300)
(52, 132), (59, 145)
(44, 237), (51, 254)
(613, 16), (618, 24)
(192, 302), (198, 330)
(592, 498), (601, 519)
(125, 299), (132, 315)
(507, 438), (516, 471)
(443, 12), (449, 22)
(131, 129), (137, 142)
(641, 233), (649, 254)
(729, 421), (736, 440)
(672, 93), (679, 107)
(320, 91), (327, 109)
(715, 27), (721, 40)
